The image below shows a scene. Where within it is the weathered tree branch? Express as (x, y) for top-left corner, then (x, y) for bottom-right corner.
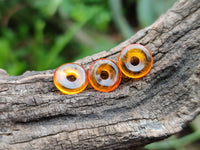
(0, 0), (200, 149)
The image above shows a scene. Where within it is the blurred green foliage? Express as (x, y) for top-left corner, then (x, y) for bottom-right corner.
(0, 0), (176, 76)
(0, 0), (114, 75)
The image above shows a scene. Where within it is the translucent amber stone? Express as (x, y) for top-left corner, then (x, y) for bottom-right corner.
(53, 63), (88, 95)
(88, 58), (121, 92)
(118, 44), (153, 78)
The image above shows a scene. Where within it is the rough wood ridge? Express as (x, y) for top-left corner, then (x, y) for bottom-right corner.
(0, 0), (200, 149)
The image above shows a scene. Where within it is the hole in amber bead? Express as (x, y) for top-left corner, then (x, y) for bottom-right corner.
(118, 44), (153, 78)
(66, 74), (77, 82)
(88, 58), (121, 92)
(130, 56), (140, 66)
(53, 63), (88, 95)
(100, 70), (109, 80)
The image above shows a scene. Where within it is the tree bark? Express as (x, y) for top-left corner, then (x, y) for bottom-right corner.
(0, 0), (200, 149)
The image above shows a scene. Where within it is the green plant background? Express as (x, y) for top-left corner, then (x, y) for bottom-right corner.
(0, 0), (199, 149)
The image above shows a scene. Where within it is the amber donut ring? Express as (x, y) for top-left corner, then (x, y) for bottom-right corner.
(88, 58), (122, 92)
(118, 44), (153, 78)
(53, 63), (88, 95)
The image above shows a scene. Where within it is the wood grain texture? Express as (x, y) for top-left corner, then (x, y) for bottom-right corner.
(0, 0), (200, 149)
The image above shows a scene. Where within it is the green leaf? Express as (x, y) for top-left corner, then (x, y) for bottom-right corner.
(137, 0), (176, 28)
(0, 38), (10, 67)
(7, 61), (26, 75)
(31, 0), (62, 16)
(34, 19), (45, 43)
(137, 0), (158, 28)
(58, 0), (74, 18)
(92, 9), (111, 31)
(59, 0), (111, 31)
(191, 115), (200, 131)
(145, 131), (200, 150)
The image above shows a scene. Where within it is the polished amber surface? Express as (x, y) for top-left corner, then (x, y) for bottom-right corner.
(118, 44), (153, 78)
(53, 63), (88, 94)
(88, 58), (121, 92)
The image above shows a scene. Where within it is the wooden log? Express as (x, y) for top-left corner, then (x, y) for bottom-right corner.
(0, 0), (200, 149)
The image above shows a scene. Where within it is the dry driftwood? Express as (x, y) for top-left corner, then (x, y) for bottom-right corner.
(0, 0), (200, 149)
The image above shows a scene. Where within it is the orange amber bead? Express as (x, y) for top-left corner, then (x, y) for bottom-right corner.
(53, 63), (88, 95)
(88, 58), (121, 92)
(118, 44), (153, 78)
